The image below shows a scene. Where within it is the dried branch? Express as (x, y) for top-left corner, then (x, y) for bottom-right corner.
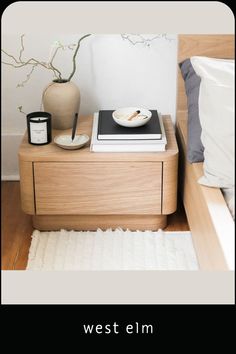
(2, 49), (62, 81)
(2, 49), (48, 68)
(68, 44), (76, 50)
(47, 42), (77, 79)
(16, 64), (37, 87)
(3, 56), (59, 80)
(48, 45), (62, 79)
(2, 33), (91, 89)
(2, 34), (91, 85)
(17, 105), (27, 115)
(121, 33), (174, 46)
(67, 34), (91, 81)
(1, 60), (21, 67)
(2, 49), (20, 64)
(19, 34), (25, 61)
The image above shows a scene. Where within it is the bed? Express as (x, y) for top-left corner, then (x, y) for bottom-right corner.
(176, 35), (235, 270)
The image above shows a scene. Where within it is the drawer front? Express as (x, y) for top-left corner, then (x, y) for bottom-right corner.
(34, 162), (162, 215)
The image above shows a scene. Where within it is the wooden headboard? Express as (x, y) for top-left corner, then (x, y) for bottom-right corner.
(177, 35), (235, 117)
(176, 35), (235, 270)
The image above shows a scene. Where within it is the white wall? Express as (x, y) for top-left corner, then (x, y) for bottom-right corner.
(1, 3), (178, 179)
(2, 34), (178, 133)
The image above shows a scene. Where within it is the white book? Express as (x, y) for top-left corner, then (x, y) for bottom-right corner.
(90, 112), (167, 152)
(91, 144), (166, 152)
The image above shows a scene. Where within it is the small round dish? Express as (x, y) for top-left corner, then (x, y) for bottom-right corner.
(54, 134), (90, 150)
(112, 107), (152, 128)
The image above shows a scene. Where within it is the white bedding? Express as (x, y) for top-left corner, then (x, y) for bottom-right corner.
(222, 187), (235, 220)
(190, 56), (235, 220)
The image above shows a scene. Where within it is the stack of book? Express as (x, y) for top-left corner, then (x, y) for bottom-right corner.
(90, 110), (167, 152)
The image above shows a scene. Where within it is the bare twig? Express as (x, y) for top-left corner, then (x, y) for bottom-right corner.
(2, 34), (91, 86)
(2, 49), (20, 64)
(18, 106), (27, 115)
(2, 50), (49, 68)
(1, 60), (21, 67)
(121, 33), (174, 46)
(16, 64), (37, 87)
(19, 34), (25, 61)
(2, 52), (61, 79)
(49, 45), (62, 79)
(2, 37), (65, 82)
(67, 34), (91, 81)
(68, 44), (76, 50)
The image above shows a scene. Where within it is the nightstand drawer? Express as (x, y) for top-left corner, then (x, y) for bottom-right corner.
(34, 162), (162, 215)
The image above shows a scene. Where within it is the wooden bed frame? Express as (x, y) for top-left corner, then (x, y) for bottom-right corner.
(176, 35), (235, 271)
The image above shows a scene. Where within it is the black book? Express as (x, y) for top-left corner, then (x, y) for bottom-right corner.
(97, 110), (162, 140)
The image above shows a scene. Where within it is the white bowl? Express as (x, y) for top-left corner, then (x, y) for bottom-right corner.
(54, 134), (90, 150)
(112, 107), (152, 128)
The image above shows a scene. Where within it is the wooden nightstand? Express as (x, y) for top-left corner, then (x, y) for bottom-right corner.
(18, 115), (178, 231)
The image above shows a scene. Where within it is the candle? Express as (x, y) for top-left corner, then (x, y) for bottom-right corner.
(27, 112), (52, 145)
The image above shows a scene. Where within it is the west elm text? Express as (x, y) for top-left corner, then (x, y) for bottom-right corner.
(83, 322), (154, 335)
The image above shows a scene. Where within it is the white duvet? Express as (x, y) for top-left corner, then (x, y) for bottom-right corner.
(222, 187), (235, 220)
(190, 56), (235, 220)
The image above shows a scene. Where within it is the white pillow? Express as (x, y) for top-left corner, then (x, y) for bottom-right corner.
(190, 56), (234, 189)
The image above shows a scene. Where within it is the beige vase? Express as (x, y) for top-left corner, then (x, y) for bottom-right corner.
(42, 80), (81, 130)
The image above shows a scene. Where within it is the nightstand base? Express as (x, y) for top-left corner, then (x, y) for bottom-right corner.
(32, 214), (167, 231)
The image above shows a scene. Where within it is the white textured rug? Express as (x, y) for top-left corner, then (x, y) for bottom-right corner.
(26, 229), (199, 270)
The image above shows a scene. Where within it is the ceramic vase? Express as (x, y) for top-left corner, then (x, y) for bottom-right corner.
(42, 80), (81, 130)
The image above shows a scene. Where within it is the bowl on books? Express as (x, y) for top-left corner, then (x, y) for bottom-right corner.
(112, 107), (152, 128)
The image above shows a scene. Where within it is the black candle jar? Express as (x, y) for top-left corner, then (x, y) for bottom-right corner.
(27, 112), (52, 145)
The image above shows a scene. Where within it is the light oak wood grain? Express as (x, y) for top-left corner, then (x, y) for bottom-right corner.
(162, 157), (178, 215)
(176, 35), (235, 270)
(18, 160), (35, 214)
(18, 116), (178, 162)
(19, 115), (178, 230)
(177, 116), (233, 270)
(34, 162), (162, 215)
(32, 214), (167, 231)
(1, 182), (33, 270)
(178, 35), (235, 63)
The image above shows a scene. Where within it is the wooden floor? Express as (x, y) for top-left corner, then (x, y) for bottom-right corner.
(2, 181), (189, 270)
